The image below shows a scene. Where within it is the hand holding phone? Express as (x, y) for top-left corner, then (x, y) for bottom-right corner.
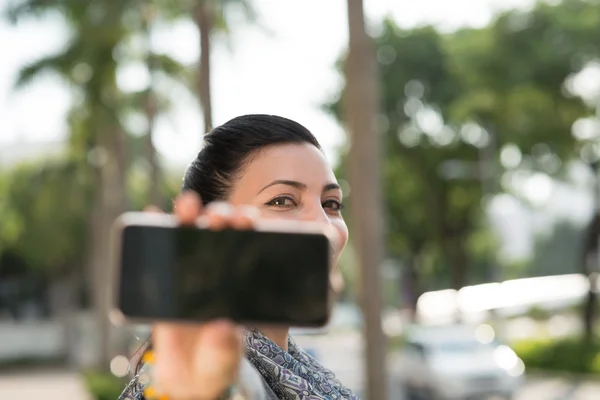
(139, 193), (246, 400)
(111, 192), (336, 400)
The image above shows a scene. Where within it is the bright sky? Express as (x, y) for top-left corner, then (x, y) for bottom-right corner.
(0, 0), (535, 165)
(3, 0), (592, 261)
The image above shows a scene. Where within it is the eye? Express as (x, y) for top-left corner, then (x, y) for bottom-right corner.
(265, 196), (297, 208)
(322, 199), (344, 212)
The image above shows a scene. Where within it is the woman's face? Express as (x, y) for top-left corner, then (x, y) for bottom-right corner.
(228, 143), (349, 269)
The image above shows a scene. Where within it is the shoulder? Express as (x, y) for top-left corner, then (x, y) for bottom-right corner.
(239, 357), (273, 400)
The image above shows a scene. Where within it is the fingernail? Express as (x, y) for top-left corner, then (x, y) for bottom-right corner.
(196, 215), (209, 228)
(144, 205), (162, 213)
(239, 205), (260, 219)
(209, 201), (233, 216)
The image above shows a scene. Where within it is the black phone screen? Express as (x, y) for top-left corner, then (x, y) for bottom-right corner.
(117, 225), (331, 326)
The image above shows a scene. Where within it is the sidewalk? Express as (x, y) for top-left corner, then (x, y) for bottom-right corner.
(0, 369), (92, 400)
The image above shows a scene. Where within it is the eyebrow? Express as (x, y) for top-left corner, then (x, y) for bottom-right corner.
(258, 180), (341, 194)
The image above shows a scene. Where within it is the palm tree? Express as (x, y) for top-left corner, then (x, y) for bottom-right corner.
(141, 3), (162, 206)
(5, 0), (188, 368)
(6, 0), (131, 369)
(344, 0), (388, 398)
(138, 1), (191, 206)
(191, 0), (257, 135)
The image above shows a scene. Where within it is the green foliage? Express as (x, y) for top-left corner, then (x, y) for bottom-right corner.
(449, 0), (600, 165)
(0, 156), (181, 276)
(1, 0), (194, 279)
(525, 305), (552, 321)
(82, 371), (126, 400)
(0, 158), (91, 276)
(329, 19), (494, 290)
(529, 219), (586, 277)
(329, 0), (600, 291)
(513, 336), (600, 374)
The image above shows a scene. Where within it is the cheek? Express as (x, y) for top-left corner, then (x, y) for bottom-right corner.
(259, 209), (300, 221)
(331, 218), (349, 263)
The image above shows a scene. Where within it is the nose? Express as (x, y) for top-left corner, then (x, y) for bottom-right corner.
(300, 199), (330, 224)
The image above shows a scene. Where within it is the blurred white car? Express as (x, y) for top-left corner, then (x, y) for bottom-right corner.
(290, 302), (363, 360)
(396, 324), (525, 400)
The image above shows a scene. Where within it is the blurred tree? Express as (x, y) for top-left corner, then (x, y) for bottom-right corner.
(5, 1), (132, 368)
(4, 0), (188, 368)
(190, 0), (257, 134)
(447, 0), (600, 165)
(142, 3), (163, 207)
(530, 219), (586, 277)
(0, 159), (90, 277)
(343, 0), (387, 398)
(329, 22), (491, 295)
(120, 0), (193, 206)
(331, 0), (600, 298)
(449, 0), (600, 342)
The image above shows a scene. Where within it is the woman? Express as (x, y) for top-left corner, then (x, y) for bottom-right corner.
(118, 114), (358, 400)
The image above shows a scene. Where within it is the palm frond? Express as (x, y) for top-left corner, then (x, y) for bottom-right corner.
(16, 54), (67, 88)
(14, 39), (82, 88)
(151, 54), (192, 82)
(3, 0), (69, 23)
(221, 0), (258, 23)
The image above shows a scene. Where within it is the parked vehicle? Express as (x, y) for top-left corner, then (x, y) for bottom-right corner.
(396, 324), (525, 400)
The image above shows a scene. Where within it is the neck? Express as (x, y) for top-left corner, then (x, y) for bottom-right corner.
(255, 325), (290, 351)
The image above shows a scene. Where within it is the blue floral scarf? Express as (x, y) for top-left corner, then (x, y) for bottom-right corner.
(244, 328), (358, 400)
(118, 328), (359, 400)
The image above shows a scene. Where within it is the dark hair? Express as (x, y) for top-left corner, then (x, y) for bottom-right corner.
(182, 114), (321, 203)
(131, 114), (321, 375)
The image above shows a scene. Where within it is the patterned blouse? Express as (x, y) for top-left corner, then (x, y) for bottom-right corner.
(118, 328), (359, 400)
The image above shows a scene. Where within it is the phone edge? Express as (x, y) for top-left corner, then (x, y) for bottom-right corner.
(108, 212), (334, 328)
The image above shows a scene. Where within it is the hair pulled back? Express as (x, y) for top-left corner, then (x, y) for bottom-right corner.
(181, 114), (321, 204)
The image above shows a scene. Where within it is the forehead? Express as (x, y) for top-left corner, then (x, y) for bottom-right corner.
(236, 143), (337, 190)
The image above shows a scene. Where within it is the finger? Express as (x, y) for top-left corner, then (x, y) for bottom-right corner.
(193, 320), (243, 385)
(230, 205), (260, 230)
(144, 205), (163, 214)
(152, 323), (199, 379)
(195, 320), (242, 380)
(204, 202), (233, 231)
(152, 324), (208, 398)
(174, 191), (203, 224)
(153, 321), (242, 400)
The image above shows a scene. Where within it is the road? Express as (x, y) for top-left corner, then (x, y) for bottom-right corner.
(3, 330), (600, 400)
(293, 331), (600, 400)
(2, 369), (600, 400)
(0, 369), (92, 400)
(4, 370), (600, 400)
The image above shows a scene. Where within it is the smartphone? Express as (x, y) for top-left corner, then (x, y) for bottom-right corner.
(109, 212), (332, 327)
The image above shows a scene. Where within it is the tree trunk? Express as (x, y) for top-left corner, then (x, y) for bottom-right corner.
(344, 0), (388, 399)
(444, 235), (469, 290)
(584, 277), (597, 343)
(143, 4), (162, 207)
(582, 162), (600, 343)
(88, 127), (128, 371)
(582, 214), (600, 342)
(144, 90), (162, 206)
(401, 254), (420, 322)
(194, 0), (214, 135)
